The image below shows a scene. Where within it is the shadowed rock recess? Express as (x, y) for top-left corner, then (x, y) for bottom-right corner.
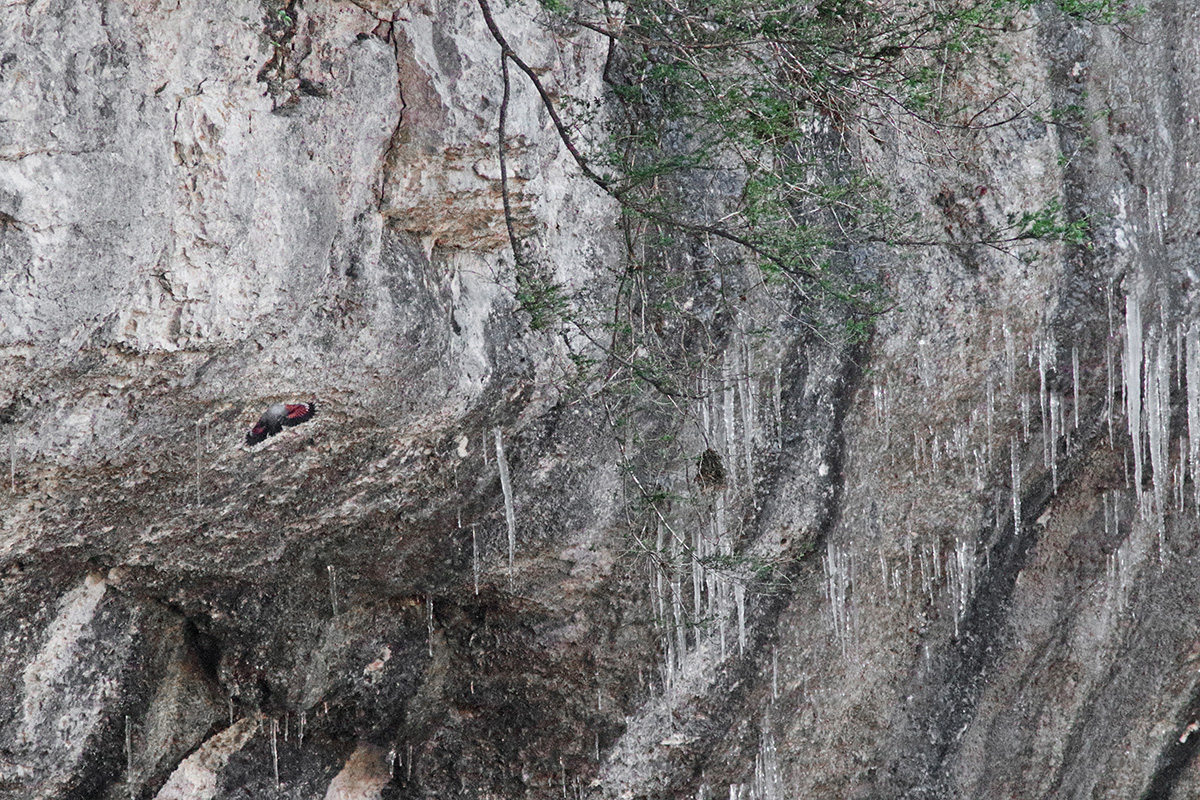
(2, 0), (1200, 798)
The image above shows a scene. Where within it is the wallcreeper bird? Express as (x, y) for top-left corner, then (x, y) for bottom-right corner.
(246, 401), (317, 445)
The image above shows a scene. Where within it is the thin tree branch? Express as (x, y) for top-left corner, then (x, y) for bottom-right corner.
(477, 0), (613, 190)
(475, 0), (820, 290)
(496, 53), (526, 269)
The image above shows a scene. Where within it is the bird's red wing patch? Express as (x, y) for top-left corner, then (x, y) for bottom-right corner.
(246, 423), (270, 446)
(282, 402), (316, 426)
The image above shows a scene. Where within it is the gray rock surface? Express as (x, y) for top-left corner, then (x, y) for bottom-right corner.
(3, 0), (1200, 798)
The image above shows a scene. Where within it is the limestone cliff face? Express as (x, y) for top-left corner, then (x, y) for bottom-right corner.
(2, 0), (1199, 798)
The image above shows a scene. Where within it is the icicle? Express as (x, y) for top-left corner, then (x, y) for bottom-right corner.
(1105, 508), (1131, 618)
(918, 339), (935, 390)
(771, 646), (778, 701)
(495, 428), (517, 586)
(741, 340), (755, 481)
(772, 365), (783, 450)
(427, 597), (434, 657)
(1125, 292), (1144, 505)
(823, 541), (852, 656)
(1106, 549), (1119, 616)
(1187, 326), (1200, 510)
(195, 421), (202, 507)
(1050, 392), (1060, 494)
(715, 482), (724, 563)
(717, 576), (727, 661)
(327, 565), (338, 616)
(472, 525), (479, 595)
(735, 582), (746, 655)
(723, 360), (738, 486)
(1106, 337), (1115, 448)
(664, 629), (675, 698)
(1004, 322), (1016, 393)
(1039, 338), (1052, 469)
(125, 715), (133, 795)
(298, 710), (306, 746)
(1102, 494), (1112, 560)
(1072, 345), (1081, 430)
(673, 572), (686, 663)
(1117, 537), (1129, 606)
(753, 715), (781, 800)
(985, 377), (995, 466)
(1106, 279), (1116, 343)
(917, 541), (931, 606)
(950, 534), (975, 639)
(1177, 435), (1187, 513)
(1146, 338), (1170, 517)
(1178, 323), (1185, 390)
(271, 718), (280, 789)
(898, 534), (910, 600)
(706, 515), (719, 620)
(654, 526), (666, 623)
(1011, 439), (1022, 535)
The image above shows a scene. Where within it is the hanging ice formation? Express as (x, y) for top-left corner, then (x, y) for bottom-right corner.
(494, 428), (517, 585)
(1115, 285), (1200, 524)
(823, 540), (854, 657)
(949, 534), (976, 638)
(1124, 292), (1145, 506)
(639, 337), (773, 701)
(1146, 337), (1171, 517)
(1188, 326), (1200, 509)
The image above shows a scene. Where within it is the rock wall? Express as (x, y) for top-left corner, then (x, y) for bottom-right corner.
(2, 0), (1200, 798)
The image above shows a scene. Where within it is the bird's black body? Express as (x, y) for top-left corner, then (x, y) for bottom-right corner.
(246, 400), (317, 445)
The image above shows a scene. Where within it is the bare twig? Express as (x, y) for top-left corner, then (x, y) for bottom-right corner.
(477, 0), (613, 190)
(495, 52), (525, 269)
(475, 0), (820, 289)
